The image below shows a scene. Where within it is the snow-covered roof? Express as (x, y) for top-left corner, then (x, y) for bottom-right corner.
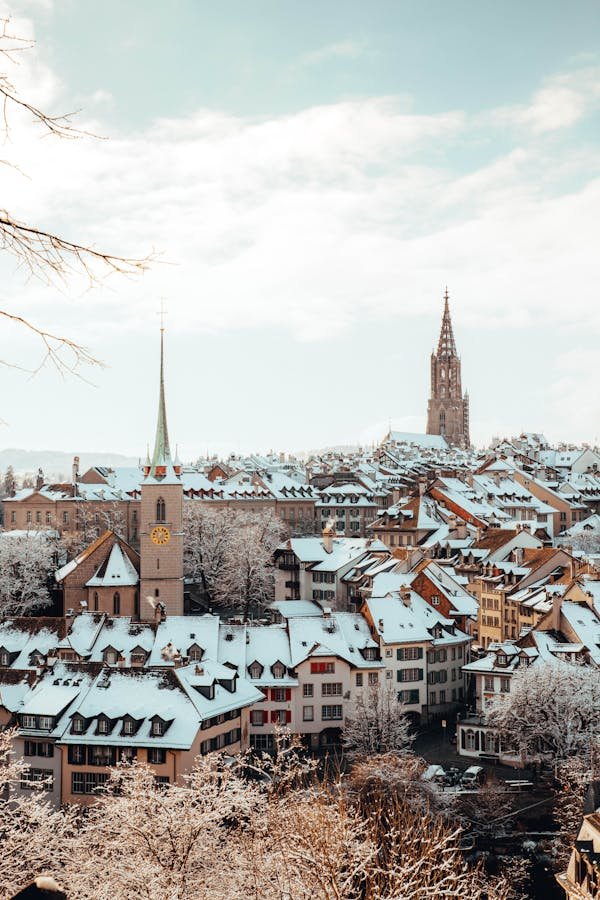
(86, 542), (139, 588)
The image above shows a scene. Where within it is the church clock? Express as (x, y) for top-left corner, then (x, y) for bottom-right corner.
(150, 526), (171, 546)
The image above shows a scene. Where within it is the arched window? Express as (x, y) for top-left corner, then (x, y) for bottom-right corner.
(440, 367), (445, 380)
(439, 410), (446, 434)
(156, 498), (166, 522)
(113, 591), (120, 615)
(93, 591), (99, 612)
(134, 591), (139, 619)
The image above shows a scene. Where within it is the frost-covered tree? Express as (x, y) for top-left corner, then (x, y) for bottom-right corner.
(184, 505), (287, 619)
(486, 661), (600, 762)
(1, 465), (15, 498)
(344, 683), (413, 758)
(0, 530), (56, 614)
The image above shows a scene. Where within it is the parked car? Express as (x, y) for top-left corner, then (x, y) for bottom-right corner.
(423, 764), (446, 785)
(461, 765), (486, 788)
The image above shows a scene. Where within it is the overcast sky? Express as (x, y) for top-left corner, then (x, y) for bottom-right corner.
(0, 0), (599, 459)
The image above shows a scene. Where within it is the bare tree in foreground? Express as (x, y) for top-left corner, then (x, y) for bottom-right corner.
(0, 734), (516, 900)
(0, 17), (151, 376)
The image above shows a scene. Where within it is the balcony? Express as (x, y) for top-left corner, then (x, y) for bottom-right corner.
(278, 562), (299, 571)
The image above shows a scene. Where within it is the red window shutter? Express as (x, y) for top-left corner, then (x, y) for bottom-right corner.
(262, 710), (269, 724)
(270, 710), (278, 723)
(285, 688), (291, 701)
(269, 689), (276, 702)
(310, 662), (318, 674)
(286, 710), (291, 724)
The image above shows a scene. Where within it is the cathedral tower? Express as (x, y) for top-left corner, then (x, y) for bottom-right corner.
(426, 290), (470, 449)
(139, 325), (184, 618)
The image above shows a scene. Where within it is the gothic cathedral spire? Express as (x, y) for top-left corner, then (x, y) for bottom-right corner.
(426, 289), (470, 449)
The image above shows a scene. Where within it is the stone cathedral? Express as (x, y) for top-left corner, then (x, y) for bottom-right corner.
(426, 290), (470, 449)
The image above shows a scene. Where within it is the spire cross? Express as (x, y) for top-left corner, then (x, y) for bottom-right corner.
(444, 286), (449, 303)
(158, 298), (168, 332)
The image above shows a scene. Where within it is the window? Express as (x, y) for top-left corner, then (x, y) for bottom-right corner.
(113, 592), (120, 615)
(396, 647), (423, 661)
(322, 705), (343, 720)
(148, 748), (166, 765)
(431, 595), (440, 606)
(439, 690), (446, 704)
(38, 716), (53, 731)
(429, 691), (437, 705)
(62, 511), (69, 524)
(97, 717), (110, 735)
(355, 673), (363, 687)
(484, 676), (494, 691)
(321, 682), (342, 696)
(250, 734), (275, 751)
(385, 648), (393, 658)
(122, 718), (135, 735)
(89, 746), (116, 767)
(71, 717), (85, 734)
(10, 511), (15, 524)
(0, 649), (9, 666)
(35, 510), (41, 523)
(71, 772), (108, 795)
(151, 719), (165, 736)
(368, 672), (379, 685)
(310, 662), (335, 674)
(362, 648), (378, 661)
(271, 661), (285, 679)
(93, 591), (99, 611)
(303, 705), (314, 721)
(398, 689), (420, 704)
(500, 677), (510, 693)
(272, 709), (288, 725)
(188, 644), (203, 662)
(132, 510), (138, 523)
(104, 649), (119, 665)
(156, 498), (166, 522)
(397, 668), (423, 683)
(26, 510), (32, 523)
(271, 688), (288, 702)
(250, 710), (265, 726)
(386, 670), (393, 680)
(249, 664), (262, 680)
(21, 768), (53, 791)
(302, 684), (313, 698)
(68, 745), (85, 765)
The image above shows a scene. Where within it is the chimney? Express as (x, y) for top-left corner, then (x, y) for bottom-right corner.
(400, 588), (412, 607)
(551, 594), (562, 632)
(72, 456), (80, 497)
(418, 478), (426, 496)
(154, 600), (166, 624)
(322, 520), (335, 554)
(35, 468), (44, 491)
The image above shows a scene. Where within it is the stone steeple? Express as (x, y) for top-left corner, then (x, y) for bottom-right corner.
(144, 327), (181, 482)
(426, 289), (470, 449)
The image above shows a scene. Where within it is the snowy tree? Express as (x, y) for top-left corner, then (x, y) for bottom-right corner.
(184, 505), (288, 619)
(183, 504), (238, 604)
(223, 509), (288, 621)
(0, 530), (56, 614)
(0, 728), (74, 898)
(486, 661), (600, 763)
(1, 465), (15, 498)
(343, 682), (414, 758)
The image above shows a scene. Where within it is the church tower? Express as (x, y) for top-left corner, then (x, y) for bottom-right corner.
(139, 325), (184, 619)
(426, 290), (470, 449)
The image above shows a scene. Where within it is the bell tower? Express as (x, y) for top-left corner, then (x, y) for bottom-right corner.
(426, 289), (470, 449)
(139, 319), (184, 619)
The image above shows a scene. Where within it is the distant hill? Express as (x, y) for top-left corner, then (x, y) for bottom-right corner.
(0, 449), (140, 481)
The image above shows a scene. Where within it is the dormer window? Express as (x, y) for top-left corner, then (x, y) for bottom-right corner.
(130, 647), (147, 666)
(248, 662), (263, 680)
(271, 661), (286, 679)
(496, 653), (508, 668)
(188, 643), (203, 662)
(104, 647), (119, 665)
(97, 716), (110, 735)
(0, 648), (10, 666)
(156, 498), (166, 522)
(362, 647), (378, 661)
(122, 717), (136, 736)
(71, 716), (85, 734)
(152, 719), (165, 736)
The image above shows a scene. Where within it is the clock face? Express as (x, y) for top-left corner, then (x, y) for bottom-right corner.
(151, 526), (171, 546)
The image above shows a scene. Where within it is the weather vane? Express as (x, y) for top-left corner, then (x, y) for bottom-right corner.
(158, 297), (168, 332)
